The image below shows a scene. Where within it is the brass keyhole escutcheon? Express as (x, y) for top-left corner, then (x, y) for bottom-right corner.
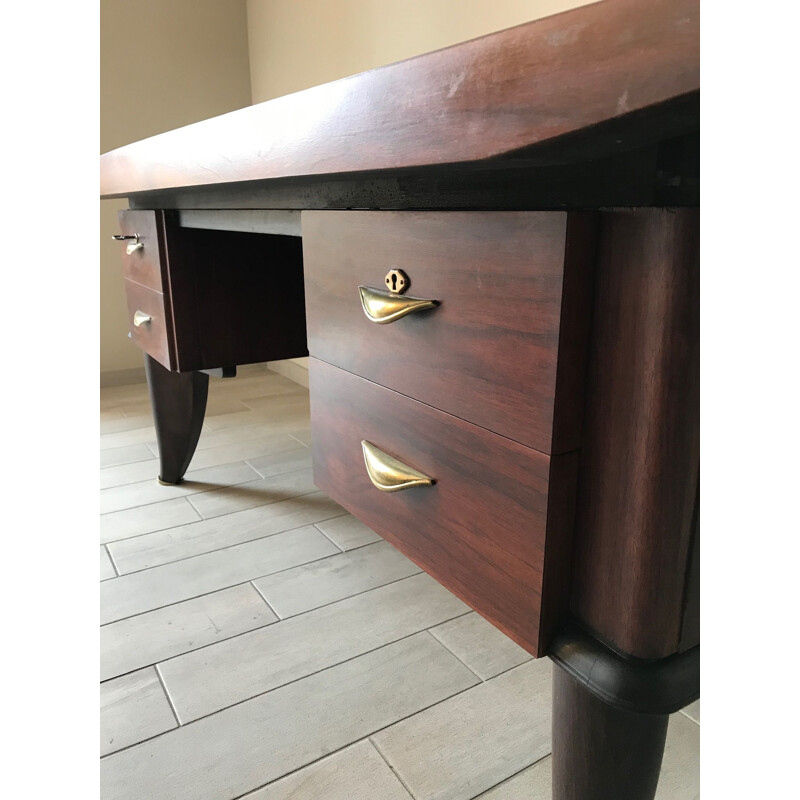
(384, 269), (409, 294)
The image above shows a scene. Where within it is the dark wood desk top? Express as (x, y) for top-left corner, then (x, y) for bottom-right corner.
(100, 0), (698, 205)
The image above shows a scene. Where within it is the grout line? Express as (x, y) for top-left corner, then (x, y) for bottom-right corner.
(153, 664), (182, 727)
(313, 523), (345, 553)
(223, 663), (482, 798)
(106, 508), (348, 576)
(428, 625), (485, 683)
(104, 544), (121, 578)
(100, 454), (262, 490)
(100, 622), (476, 761)
(100, 613), (280, 684)
(99, 466), (307, 516)
(101, 557), (427, 632)
(679, 707), (700, 726)
(249, 580), (283, 620)
(287, 432), (310, 449)
(369, 737), (419, 799)
(467, 752), (553, 800)
(101, 571), (445, 685)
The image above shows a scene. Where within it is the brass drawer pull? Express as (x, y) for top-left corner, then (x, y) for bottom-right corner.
(361, 440), (434, 492)
(133, 310), (152, 327)
(112, 233), (144, 255)
(358, 286), (437, 324)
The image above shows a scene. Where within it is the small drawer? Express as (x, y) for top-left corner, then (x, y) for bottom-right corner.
(123, 279), (174, 369)
(310, 357), (576, 656)
(117, 209), (166, 291)
(302, 211), (597, 455)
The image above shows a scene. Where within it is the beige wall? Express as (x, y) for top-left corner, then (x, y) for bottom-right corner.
(246, 0), (594, 103)
(100, 0), (252, 379)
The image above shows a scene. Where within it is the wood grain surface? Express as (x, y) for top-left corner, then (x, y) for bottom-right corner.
(117, 212), (309, 372)
(164, 223), (308, 372)
(117, 209), (166, 291)
(303, 211), (596, 455)
(100, 0), (699, 198)
(309, 358), (578, 656)
(123, 278), (174, 370)
(570, 208), (700, 660)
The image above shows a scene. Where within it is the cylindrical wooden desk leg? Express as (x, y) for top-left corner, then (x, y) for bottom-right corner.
(552, 664), (669, 800)
(144, 354), (209, 485)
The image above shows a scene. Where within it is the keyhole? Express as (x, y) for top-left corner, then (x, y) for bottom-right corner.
(384, 269), (408, 294)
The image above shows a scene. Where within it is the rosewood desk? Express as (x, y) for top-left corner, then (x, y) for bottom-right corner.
(100, 1), (700, 797)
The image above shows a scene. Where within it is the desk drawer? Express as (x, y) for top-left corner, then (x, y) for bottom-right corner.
(114, 211), (308, 373)
(117, 210), (166, 291)
(303, 211), (596, 455)
(310, 357), (576, 656)
(123, 279), (175, 369)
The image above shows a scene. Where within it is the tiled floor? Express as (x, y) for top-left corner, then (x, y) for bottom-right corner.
(99, 364), (699, 799)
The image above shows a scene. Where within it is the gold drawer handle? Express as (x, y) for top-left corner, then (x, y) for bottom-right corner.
(133, 310), (152, 327)
(361, 440), (434, 492)
(358, 286), (437, 324)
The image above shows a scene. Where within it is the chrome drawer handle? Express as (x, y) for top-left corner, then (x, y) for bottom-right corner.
(133, 310), (152, 327)
(361, 440), (434, 492)
(358, 286), (437, 324)
(112, 233), (144, 255)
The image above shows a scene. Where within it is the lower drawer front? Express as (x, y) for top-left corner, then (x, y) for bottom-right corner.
(310, 357), (574, 656)
(123, 279), (174, 369)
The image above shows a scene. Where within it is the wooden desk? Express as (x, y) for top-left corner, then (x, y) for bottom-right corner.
(100, 1), (699, 797)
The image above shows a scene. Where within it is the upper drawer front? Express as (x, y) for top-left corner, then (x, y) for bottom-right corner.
(303, 211), (595, 455)
(117, 209), (166, 291)
(123, 279), (174, 370)
(310, 357), (569, 656)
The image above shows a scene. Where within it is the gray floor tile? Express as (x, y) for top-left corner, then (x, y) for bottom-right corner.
(475, 759), (551, 799)
(101, 413), (157, 435)
(100, 668), (176, 756)
(108, 492), (346, 573)
(430, 612), (533, 680)
(100, 584), (278, 681)
(288, 428), (312, 447)
(681, 698), (700, 724)
(100, 526), (339, 624)
(253, 540), (422, 618)
(100, 458), (160, 489)
(100, 451), (290, 490)
(100, 497), (202, 544)
(175, 433), (307, 472)
(100, 423), (160, 451)
(315, 514), (382, 550)
(656, 712), (700, 800)
(159, 573), (469, 722)
(100, 461), (260, 514)
(240, 392), (311, 413)
(187, 468), (316, 519)
(373, 660), (552, 800)
(100, 633), (478, 800)
(246, 447), (313, 478)
(201, 396), (310, 433)
(100, 443), (155, 468)
(100, 546), (117, 581)
(242, 740), (412, 799)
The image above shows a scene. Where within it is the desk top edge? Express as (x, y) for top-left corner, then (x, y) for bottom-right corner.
(100, 0), (699, 201)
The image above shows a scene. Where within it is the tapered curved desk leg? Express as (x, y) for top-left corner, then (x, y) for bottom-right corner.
(552, 665), (669, 800)
(144, 354), (209, 485)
